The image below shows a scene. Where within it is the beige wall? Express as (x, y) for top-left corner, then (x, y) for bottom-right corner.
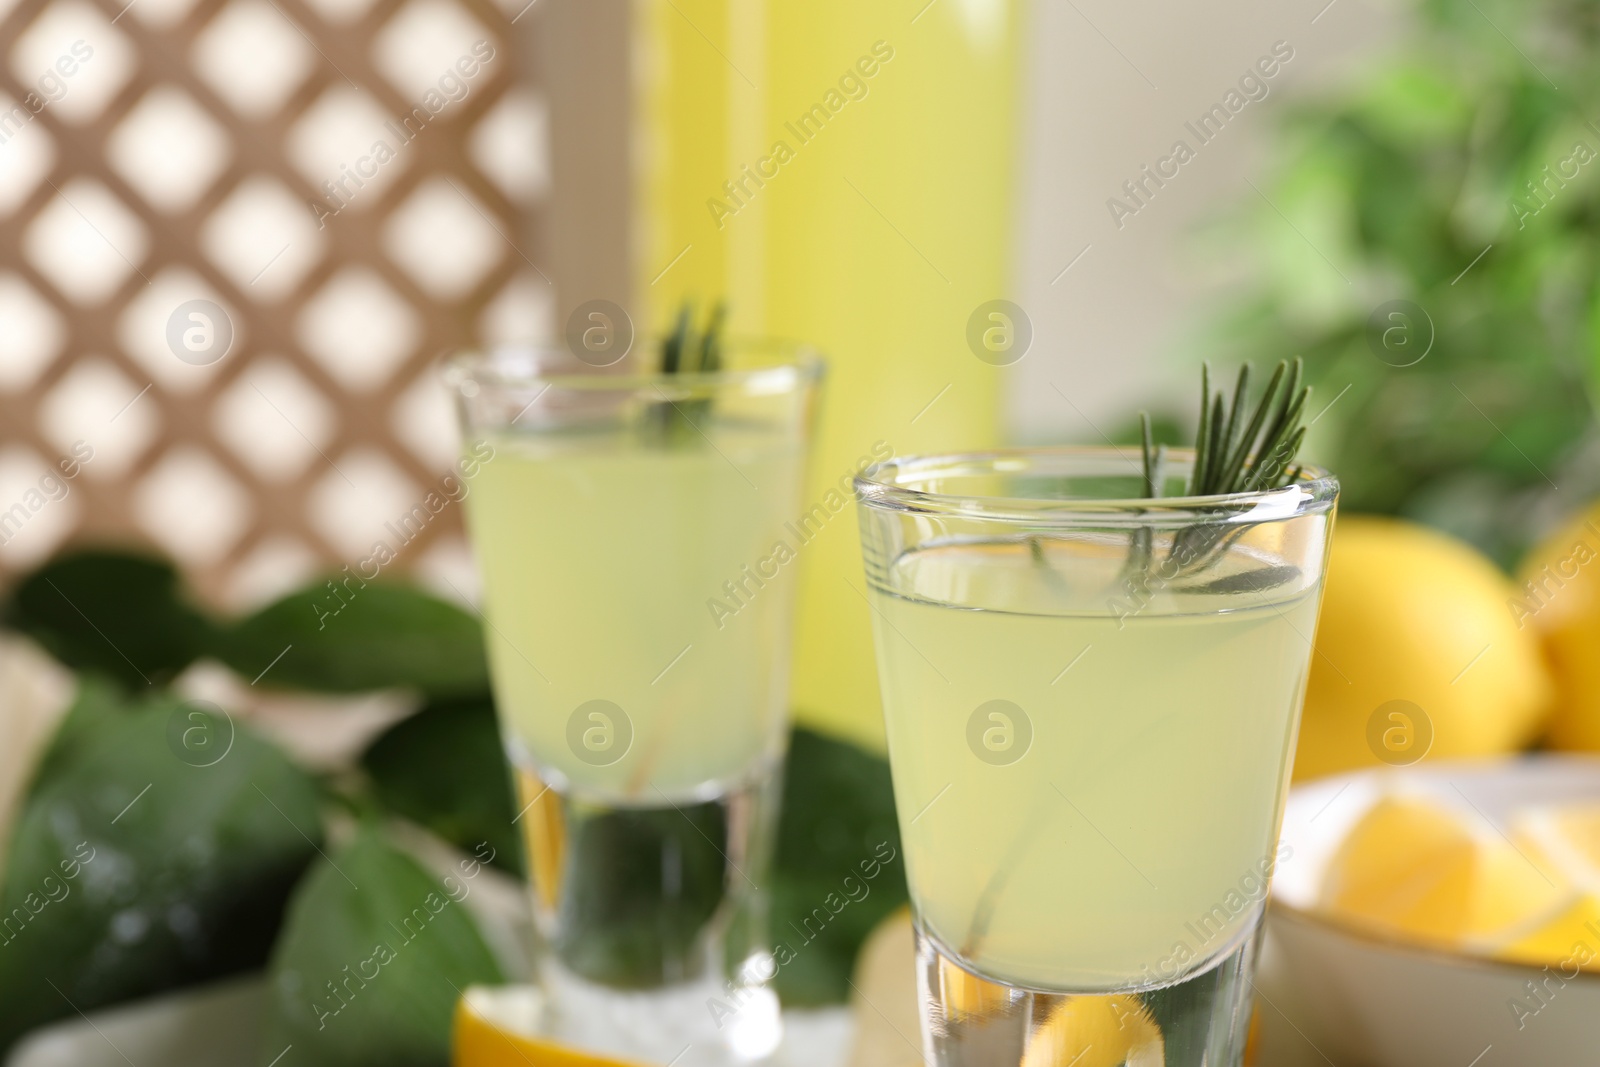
(1009, 0), (1398, 438)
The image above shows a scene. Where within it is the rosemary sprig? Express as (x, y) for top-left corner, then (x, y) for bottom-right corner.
(660, 304), (690, 375)
(1132, 358), (1312, 590)
(659, 301), (726, 376)
(650, 301), (727, 444)
(1177, 358), (1309, 498)
(971, 362), (1312, 964)
(697, 303), (725, 374)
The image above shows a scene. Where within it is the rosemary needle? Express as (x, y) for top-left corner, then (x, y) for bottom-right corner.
(982, 364), (1311, 961)
(1135, 358), (1313, 587)
(1164, 358), (1309, 500)
(652, 301), (728, 444)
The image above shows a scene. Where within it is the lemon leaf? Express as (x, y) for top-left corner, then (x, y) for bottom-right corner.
(257, 828), (503, 1067)
(0, 695), (322, 1054)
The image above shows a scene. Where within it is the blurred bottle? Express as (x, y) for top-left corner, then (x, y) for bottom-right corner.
(562, 0), (1023, 748)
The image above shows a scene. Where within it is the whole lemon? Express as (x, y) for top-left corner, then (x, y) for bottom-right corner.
(1516, 500), (1600, 750)
(1294, 516), (1552, 780)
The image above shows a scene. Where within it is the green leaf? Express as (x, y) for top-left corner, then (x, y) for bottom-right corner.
(257, 828), (504, 1067)
(362, 698), (523, 876)
(220, 583), (489, 698)
(0, 694), (323, 1053)
(1587, 278), (1600, 411)
(769, 727), (907, 1005)
(1356, 63), (1473, 145)
(3, 550), (214, 689)
(25, 676), (126, 797)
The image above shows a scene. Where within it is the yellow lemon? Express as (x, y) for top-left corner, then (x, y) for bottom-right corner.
(1559, 804), (1600, 875)
(1516, 502), (1600, 751)
(1295, 516), (1553, 781)
(453, 986), (650, 1067)
(1492, 801), (1600, 973)
(1318, 795), (1568, 950)
(1021, 993), (1163, 1067)
(514, 766), (566, 911)
(938, 954), (1015, 1022)
(1495, 894), (1600, 973)
(1516, 801), (1600, 885)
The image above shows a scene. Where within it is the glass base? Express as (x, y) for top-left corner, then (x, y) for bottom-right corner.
(514, 757), (784, 1065)
(914, 917), (1260, 1067)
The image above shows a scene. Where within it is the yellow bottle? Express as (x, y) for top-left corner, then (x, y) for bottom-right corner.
(636, 0), (1024, 748)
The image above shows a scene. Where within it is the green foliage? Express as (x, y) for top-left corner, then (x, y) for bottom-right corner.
(770, 727), (907, 1005)
(26, 676), (128, 795)
(220, 583), (490, 698)
(0, 692), (323, 1052)
(3, 550), (215, 689)
(362, 711), (908, 1004)
(0, 546), (909, 1053)
(0, 551), (491, 699)
(256, 828), (504, 1067)
(0, 552), (513, 1054)
(361, 698), (522, 876)
(1204, 0), (1600, 563)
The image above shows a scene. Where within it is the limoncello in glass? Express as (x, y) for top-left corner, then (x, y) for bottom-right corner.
(450, 347), (819, 1067)
(856, 448), (1336, 1067)
(469, 427), (803, 800)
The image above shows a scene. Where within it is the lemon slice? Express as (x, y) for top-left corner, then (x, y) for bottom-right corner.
(1494, 893), (1600, 973)
(1558, 804), (1600, 875)
(453, 986), (654, 1067)
(1021, 994), (1163, 1067)
(937, 955), (1014, 1022)
(1318, 794), (1569, 950)
(1515, 801), (1600, 888)
(1491, 802), (1600, 973)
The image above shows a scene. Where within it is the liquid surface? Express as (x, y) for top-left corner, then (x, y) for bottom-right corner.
(467, 427), (805, 801)
(870, 539), (1321, 990)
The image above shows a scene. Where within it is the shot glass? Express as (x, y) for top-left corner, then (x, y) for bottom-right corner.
(854, 446), (1336, 1066)
(448, 343), (821, 1065)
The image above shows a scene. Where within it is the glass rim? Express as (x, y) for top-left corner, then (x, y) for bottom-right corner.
(442, 339), (825, 393)
(854, 445), (1338, 528)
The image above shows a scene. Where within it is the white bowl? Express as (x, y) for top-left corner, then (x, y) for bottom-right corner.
(1260, 755), (1600, 1067)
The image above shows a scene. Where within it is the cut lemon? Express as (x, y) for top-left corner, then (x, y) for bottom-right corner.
(1559, 804), (1600, 875)
(1515, 801), (1600, 887)
(1492, 802), (1600, 973)
(453, 986), (653, 1067)
(938, 955), (1014, 1022)
(1020, 994), (1163, 1067)
(1318, 795), (1569, 950)
(1494, 893), (1600, 973)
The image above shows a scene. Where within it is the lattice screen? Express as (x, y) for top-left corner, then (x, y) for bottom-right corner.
(0, 0), (551, 609)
